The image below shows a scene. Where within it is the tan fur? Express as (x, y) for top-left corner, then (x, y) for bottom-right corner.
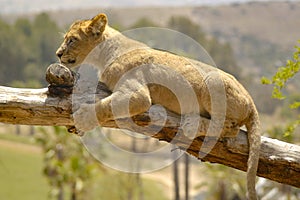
(56, 13), (261, 200)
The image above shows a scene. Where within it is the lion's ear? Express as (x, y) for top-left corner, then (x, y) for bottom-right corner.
(87, 13), (107, 35)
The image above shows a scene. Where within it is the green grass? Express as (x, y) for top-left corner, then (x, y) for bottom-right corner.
(0, 132), (35, 144)
(0, 142), (50, 200)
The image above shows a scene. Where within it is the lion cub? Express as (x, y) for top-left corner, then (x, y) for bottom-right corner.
(56, 13), (260, 200)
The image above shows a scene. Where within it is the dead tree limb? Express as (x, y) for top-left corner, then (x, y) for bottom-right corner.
(0, 63), (300, 188)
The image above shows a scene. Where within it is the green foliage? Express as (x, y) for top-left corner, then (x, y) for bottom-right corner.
(283, 119), (300, 138)
(266, 125), (296, 143)
(35, 126), (101, 200)
(0, 13), (60, 86)
(262, 41), (300, 136)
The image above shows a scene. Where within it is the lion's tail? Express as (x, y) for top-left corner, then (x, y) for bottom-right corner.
(245, 106), (261, 200)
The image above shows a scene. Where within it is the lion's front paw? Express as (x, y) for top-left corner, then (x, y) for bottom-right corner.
(73, 103), (99, 134)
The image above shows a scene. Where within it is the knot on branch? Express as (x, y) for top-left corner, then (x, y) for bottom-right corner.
(46, 63), (77, 97)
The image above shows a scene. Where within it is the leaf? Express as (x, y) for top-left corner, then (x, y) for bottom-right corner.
(261, 76), (271, 85)
(290, 101), (300, 109)
(284, 119), (300, 137)
(272, 87), (285, 99)
(70, 156), (80, 171)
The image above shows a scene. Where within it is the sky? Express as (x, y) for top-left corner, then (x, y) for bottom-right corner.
(0, 0), (298, 15)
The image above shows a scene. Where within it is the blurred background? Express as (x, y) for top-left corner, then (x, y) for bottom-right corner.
(0, 0), (300, 199)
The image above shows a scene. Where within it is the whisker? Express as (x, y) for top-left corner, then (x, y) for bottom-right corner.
(59, 31), (66, 38)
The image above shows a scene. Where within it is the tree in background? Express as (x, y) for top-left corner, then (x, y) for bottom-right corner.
(36, 127), (101, 200)
(0, 18), (27, 84)
(0, 13), (60, 86)
(33, 13), (60, 65)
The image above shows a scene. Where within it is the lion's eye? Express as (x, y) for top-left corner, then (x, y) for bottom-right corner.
(67, 37), (78, 45)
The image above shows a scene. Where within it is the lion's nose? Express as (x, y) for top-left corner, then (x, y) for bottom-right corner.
(56, 49), (63, 58)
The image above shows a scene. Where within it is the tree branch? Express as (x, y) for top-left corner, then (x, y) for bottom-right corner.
(0, 63), (300, 188)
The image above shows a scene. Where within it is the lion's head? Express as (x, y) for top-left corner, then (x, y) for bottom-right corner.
(56, 13), (107, 68)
